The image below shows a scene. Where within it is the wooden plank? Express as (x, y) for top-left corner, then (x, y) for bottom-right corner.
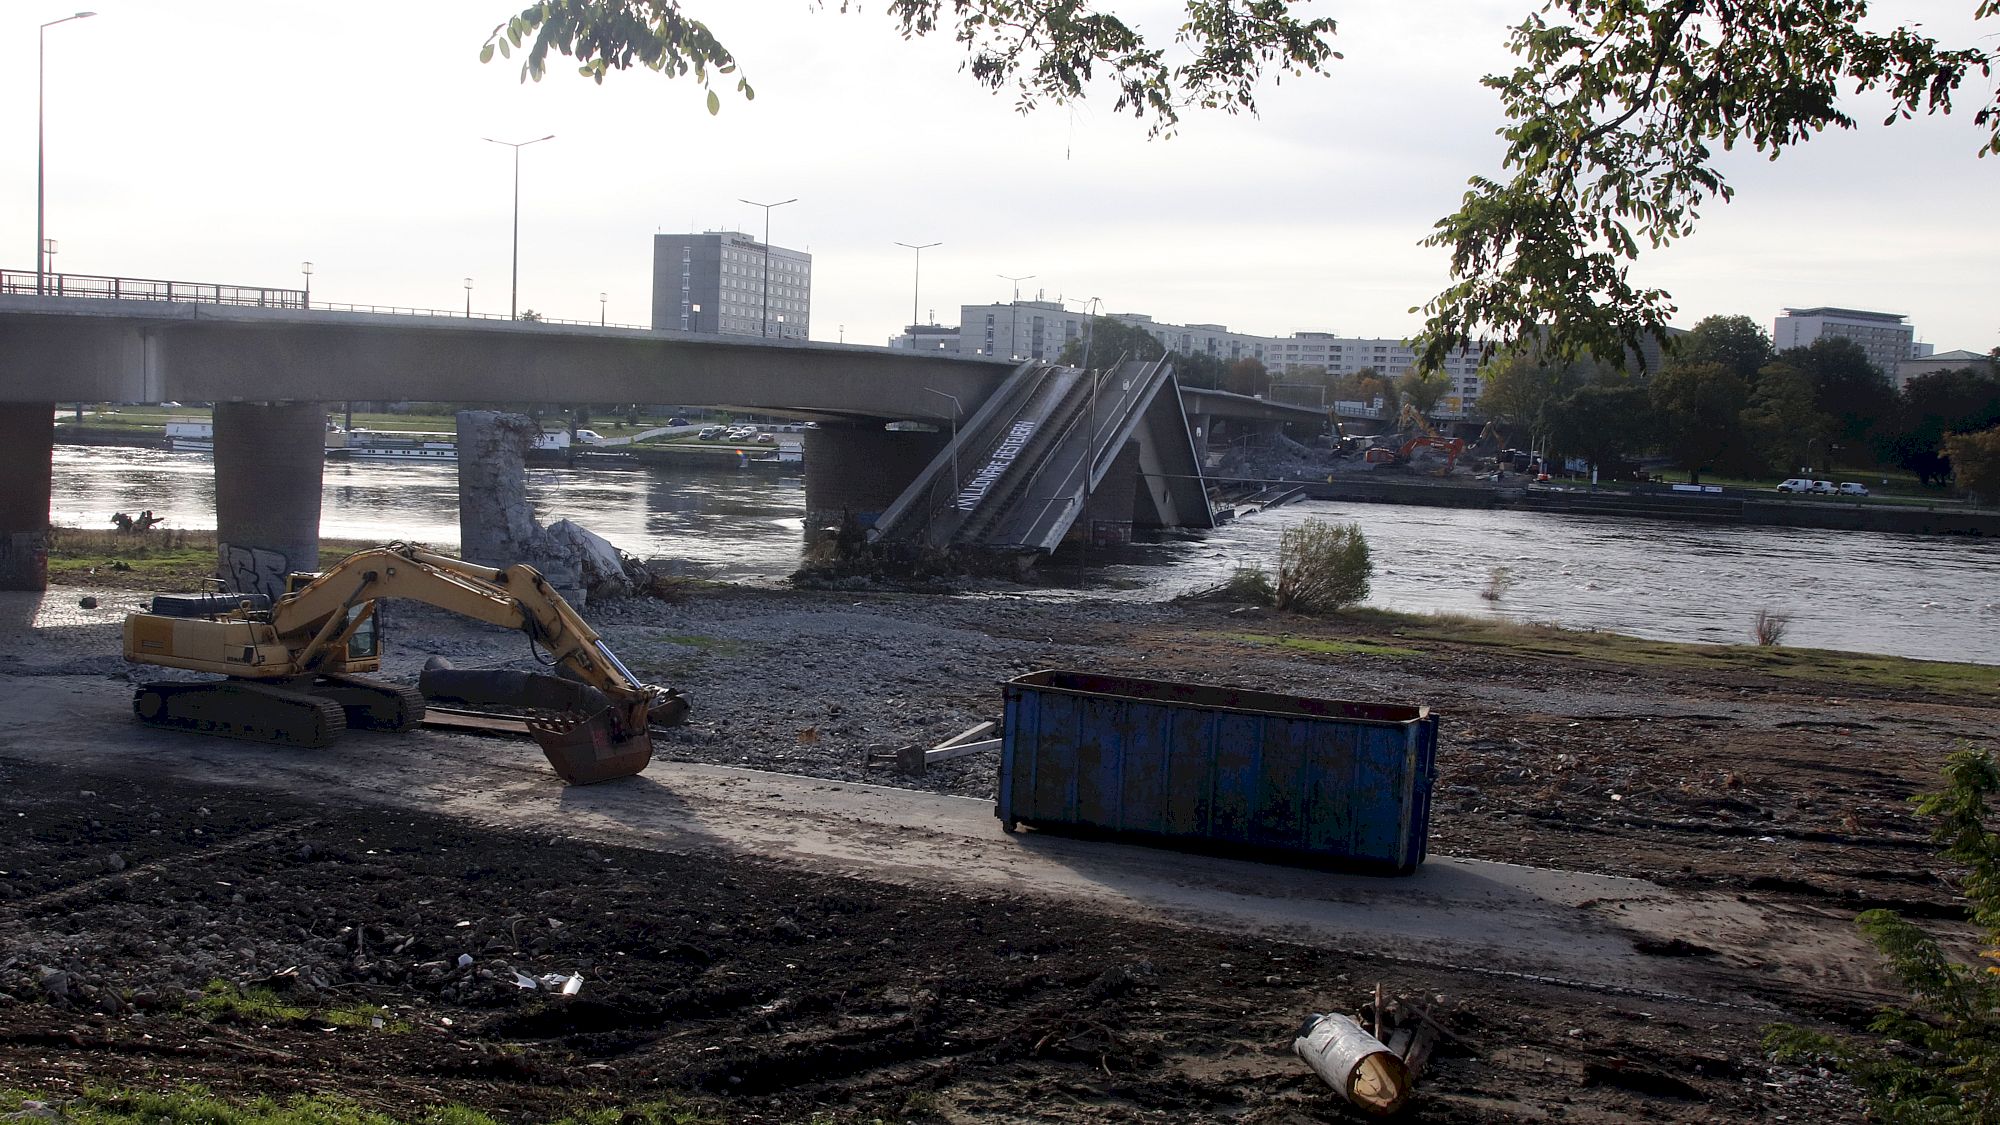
(932, 721), (997, 750)
(423, 708), (533, 736)
(925, 737), (1000, 764)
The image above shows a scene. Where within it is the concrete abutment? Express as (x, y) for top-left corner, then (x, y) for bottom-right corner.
(213, 402), (326, 598)
(0, 403), (55, 590)
(802, 424), (948, 537)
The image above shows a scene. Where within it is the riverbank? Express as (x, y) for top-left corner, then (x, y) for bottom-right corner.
(1292, 474), (2000, 536)
(2, 574), (1989, 1121)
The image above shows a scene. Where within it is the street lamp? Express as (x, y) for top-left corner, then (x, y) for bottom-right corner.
(38, 11), (95, 296)
(925, 387), (963, 501)
(689, 302), (702, 332)
(41, 240), (57, 286)
(483, 134), (555, 319)
(998, 273), (1035, 360)
(464, 277), (473, 317)
(599, 291), (607, 326)
(896, 241), (940, 333)
(300, 261), (312, 309)
(739, 196), (796, 338)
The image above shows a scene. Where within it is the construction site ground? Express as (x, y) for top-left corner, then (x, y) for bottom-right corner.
(1, 579), (1991, 1123)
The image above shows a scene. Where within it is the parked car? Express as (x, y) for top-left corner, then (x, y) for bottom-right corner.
(697, 425), (725, 440)
(754, 433), (775, 445)
(574, 429), (607, 445)
(1838, 482), (1871, 496)
(1810, 480), (1837, 494)
(1776, 478), (1825, 493)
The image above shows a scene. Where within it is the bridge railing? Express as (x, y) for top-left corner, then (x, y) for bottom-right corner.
(2, 269), (306, 308)
(1, 269), (648, 329)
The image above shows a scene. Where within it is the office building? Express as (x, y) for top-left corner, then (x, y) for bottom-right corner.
(651, 232), (811, 341)
(1774, 307), (1914, 378)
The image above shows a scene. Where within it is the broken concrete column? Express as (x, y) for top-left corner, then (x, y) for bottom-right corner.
(802, 423), (948, 537)
(213, 401), (325, 598)
(0, 403), (55, 590)
(456, 410), (543, 567)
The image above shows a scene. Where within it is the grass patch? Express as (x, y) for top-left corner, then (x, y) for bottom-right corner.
(656, 633), (744, 655)
(46, 529), (384, 592)
(0, 1088), (718, 1125)
(194, 982), (406, 1033)
(1347, 608), (1999, 700)
(1222, 632), (1421, 659)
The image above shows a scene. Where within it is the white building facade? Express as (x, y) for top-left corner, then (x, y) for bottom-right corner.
(1773, 307), (1914, 378)
(651, 232), (812, 341)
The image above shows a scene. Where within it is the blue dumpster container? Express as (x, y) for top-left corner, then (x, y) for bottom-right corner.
(998, 670), (1438, 874)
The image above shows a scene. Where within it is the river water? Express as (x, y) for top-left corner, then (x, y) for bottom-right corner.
(51, 446), (2000, 665)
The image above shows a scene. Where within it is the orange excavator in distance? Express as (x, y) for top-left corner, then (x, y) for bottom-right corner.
(121, 543), (688, 784)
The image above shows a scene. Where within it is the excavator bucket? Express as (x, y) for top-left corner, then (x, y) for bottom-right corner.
(526, 708), (653, 785)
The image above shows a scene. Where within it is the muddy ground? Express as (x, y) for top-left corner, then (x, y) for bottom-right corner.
(2, 579), (1994, 1122)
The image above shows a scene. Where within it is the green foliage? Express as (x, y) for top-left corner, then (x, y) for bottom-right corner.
(1783, 337), (1899, 460)
(1173, 349), (1229, 390)
(1892, 366), (2000, 484)
(1548, 382), (1653, 473)
(1675, 315), (1775, 382)
(195, 981), (405, 1032)
(1273, 519), (1371, 616)
(1415, 1), (1998, 371)
(1476, 343), (1593, 437)
(1767, 748), (2000, 1122)
(1651, 360), (1749, 484)
(1396, 367), (1452, 415)
(1946, 425), (2000, 504)
(1057, 315), (1163, 367)
(481, 0), (1338, 136)
(1743, 361), (1835, 476)
(1224, 356), (1269, 397)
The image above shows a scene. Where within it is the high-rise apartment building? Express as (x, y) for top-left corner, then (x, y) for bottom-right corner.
(651, 232), (811, 341)
(1773, 307), (1914, 378)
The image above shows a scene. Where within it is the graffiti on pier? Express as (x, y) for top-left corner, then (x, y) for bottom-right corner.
(220, 544), (290, 599)
(955, 421), (1037, 511)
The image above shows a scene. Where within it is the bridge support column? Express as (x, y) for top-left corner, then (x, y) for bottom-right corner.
(0, 403), (55, 590)
(802, 424), (947, 537)
(213, 402), (325, 598)
(456, 411), (543, 567)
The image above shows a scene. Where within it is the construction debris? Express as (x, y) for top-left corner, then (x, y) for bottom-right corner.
(1295, 988), (1455, 1115)
(870, 721), (1002, 775)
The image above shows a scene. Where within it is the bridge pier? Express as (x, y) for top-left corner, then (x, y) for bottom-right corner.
(0, 403), (55, 590)
(1074, 440), (1142, 546)
(213, 402), (326, 598)
(802, 423), (948, 538)
(455, 410), (542, 567)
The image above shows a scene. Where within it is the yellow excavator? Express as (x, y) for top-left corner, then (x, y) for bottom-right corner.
(121, 543), (688, 784)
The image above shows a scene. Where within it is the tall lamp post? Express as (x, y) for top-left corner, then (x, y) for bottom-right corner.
(483, 134), (555, 319)
(599, 292), (607, 327)
(464, 277), (473, 317)
(739, 196), (796, 338)
(998, 273), (1034, 360)
(38, 11), (95, 296)
(300, 261), (312, 309)
(895, 241), (940, 334)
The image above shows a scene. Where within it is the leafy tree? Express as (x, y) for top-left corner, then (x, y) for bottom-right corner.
(1224, 357), (1269, 398)
(1173, 349), (1229, 390)
(1650, 361), (1749, 484)
(1548, 383), (1653, 476)
(1396, 367), (1452, 416)
(1889, 366), (2000, 485)
(1476, 344), (1592, 444)
(1274, 519), (1371, 615)
(1947, 425), (2000, 505)
(480, 0), (1338, 135)
(1674, 315), (1774, 383)
(1742, 361), (1834, 476)
(1781, 337), (1899, 468)
(1333, 367), (1400, 417)
(1056, 316), (1163, 367)
(1416, 2), (1999, 370)
(1768, 748), (2000, 1120)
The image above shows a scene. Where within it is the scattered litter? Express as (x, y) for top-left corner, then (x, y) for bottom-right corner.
(512, 971), (539, 990)
(454, 921), (471, 928)
(1295, 1013), (1408, 1116)
(561, 972), (584, 996)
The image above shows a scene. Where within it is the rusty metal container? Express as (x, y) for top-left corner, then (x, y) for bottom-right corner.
(998, 670), (1437, 873)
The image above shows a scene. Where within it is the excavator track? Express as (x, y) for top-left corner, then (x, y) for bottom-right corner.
(133, 680), (348, 749)
(310, 675), (428, 732)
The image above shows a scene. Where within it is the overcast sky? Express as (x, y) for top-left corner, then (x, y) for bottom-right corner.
(3, 0), (1994, 354)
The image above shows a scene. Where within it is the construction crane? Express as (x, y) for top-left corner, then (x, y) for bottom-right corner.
(122, 543), (687, 784)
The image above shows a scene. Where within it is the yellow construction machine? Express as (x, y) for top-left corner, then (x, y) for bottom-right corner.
(121, 543), (687, 784)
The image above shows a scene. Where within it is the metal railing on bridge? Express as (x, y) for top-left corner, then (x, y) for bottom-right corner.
(2, 269), (306, 309)
(2, 269), (648, 329)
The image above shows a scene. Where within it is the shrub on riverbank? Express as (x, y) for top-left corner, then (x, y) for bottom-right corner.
(1274, 519), (1372, 615)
